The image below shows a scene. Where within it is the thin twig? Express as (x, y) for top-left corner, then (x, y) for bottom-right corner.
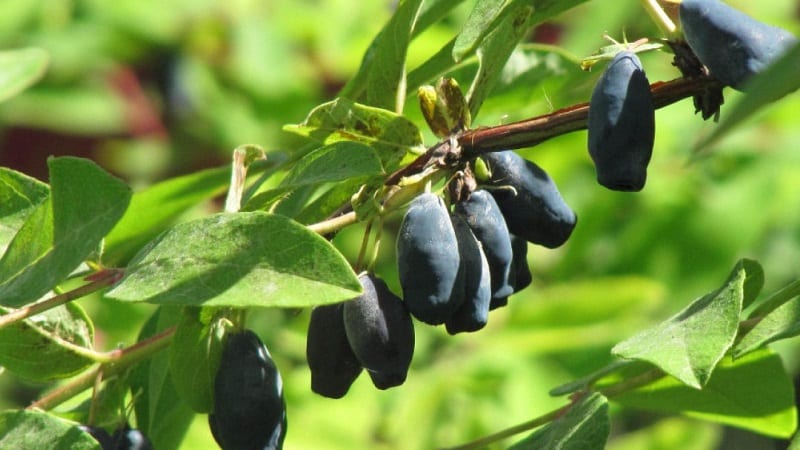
(28, 326), (176, 411)
(0, 269), (123, 330)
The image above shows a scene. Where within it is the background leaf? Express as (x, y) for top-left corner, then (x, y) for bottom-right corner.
(106, 212), (361, 307)
(0, 302), (95, 381)
(0, 47), (48, 103)
(611, 350), (797, 439)
(612, 260), (748, 388)
(508, 393), (609, 450)
(0, 410), (100, 450)
(0, 157), (131, 307)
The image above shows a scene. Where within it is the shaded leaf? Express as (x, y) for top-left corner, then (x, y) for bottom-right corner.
(612, 350), (797, 438)
(168, 307), (225, 413)
(283, 97), (423, 172)
(0, 157), (131, 307)
(0, 167), (49, 254)
(0, 302), (95, 381)
(508, 393), (609, 450)
(129, 306), (193, 450)
(0, 410), (100, 450)
(694, 41), (800, 152)
(0, 47), (48, 103)
(106, 212), (361, 307)
(612, 259), (752, 388)
(103, 164), (232, 266)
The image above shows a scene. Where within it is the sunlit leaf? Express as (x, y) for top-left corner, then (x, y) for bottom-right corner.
(0, 157), (131, 307)
(612, 259), (753, 388)
(612, 350), (797, 438)
(106, 212), (361, 307)
(0, 167), (49, 255)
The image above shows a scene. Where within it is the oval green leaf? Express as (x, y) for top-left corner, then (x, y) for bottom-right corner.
(106, 212), (362, 307)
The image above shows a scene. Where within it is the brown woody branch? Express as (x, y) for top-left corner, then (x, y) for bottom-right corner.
(385, 75), (723, 186)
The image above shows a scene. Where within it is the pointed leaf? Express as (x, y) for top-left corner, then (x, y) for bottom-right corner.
(508, 393), (609, 450)
(103, 164), (232, 266)
(0, 157), (131, 307)
(735, 291), (800, 358)
(284, 97), (423, 171)
(0, 410), (100, 450)
(106, 212), (361, 307)
(0, 302), (95, 381)
(612, 350), (797, 438)
(129, 306), (193, 450)
(0, 167), (49, 254)
(0, 48), (48, 103)
(612, 260), (750, 388)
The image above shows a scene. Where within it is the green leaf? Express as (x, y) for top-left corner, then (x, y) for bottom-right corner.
(0, 157), (131, 307)
(103, 164), (232, 266)
(365, 0), (423, 111)
(168, 307), (225, 413)
(0, 167), (49, 254)
(0, 48), (48, 103)
(62, 374), (129, 430)
(508, 393), (609, 450)
(106, 212), (361, 307)
(282, 142), (384, 187)
(748, 279), (800, 319)
(612, 350), (797, 438)
(452, 0), (506, 63)
(0, 410), (100, 450)
(466, 4), (533, 117)
(0, 302), (95, 381)
(734, 287), (800, 358)
(694, 40), (800, 152)
(339, 0), (424, 111)
(129, 306), (194, 450)
(284, 97), (423, 172)
(612, 259), (752, 388)
(293, 178), (381, 225)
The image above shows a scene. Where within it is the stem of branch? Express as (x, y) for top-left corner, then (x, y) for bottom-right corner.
(0, 269), (123, 330)
(306, 211), (358, 235)
(27, 326), (176, 411)
(438, 404), (570, 450)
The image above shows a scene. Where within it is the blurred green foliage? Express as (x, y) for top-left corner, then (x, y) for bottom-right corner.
(1, 0), (799, 449)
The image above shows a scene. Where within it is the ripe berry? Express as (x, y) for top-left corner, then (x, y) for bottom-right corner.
(587, 50), (654, 192)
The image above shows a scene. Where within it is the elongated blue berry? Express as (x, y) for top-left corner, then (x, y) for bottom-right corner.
(587, 51), (654, 192)
(680, 0), (797, 90)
